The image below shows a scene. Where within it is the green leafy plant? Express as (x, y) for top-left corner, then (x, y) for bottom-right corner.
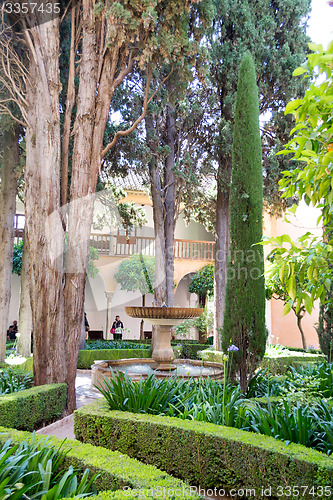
(96, 371), (196, 415)
(0, 368), (33, 396)
(0, 434), (97, 498)
(12, 240), (23, 276)
(188, 264), (214, 307)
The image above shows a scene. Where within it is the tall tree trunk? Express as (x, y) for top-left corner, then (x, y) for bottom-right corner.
(0, 127), (18, 362)
(17, 236), (32, 358)
(63, 3), (116, 413)
(63, 0), (98, 413)
(146, 114), (167, 306)
(214, 162), (231, 350)
(164, 103), (176, 307)
(25, 19), (66, 387)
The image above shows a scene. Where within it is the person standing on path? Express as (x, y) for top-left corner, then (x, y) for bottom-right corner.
(111, 316), (124, 340)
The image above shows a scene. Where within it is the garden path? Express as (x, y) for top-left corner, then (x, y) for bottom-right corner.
(37, 372), (227, 499)
(37, 370), (101, 439)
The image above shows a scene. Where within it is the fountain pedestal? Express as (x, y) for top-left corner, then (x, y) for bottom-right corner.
(125, 307), (204, 372)
(149, 323), (177, 371)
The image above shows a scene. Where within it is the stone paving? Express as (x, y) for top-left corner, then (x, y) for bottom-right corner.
(36, 370), (102, 440)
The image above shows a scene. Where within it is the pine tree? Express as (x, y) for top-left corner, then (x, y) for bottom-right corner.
(222, 53), (266, 392)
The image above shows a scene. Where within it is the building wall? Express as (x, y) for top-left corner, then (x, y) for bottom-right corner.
(264, 200), (322, 349)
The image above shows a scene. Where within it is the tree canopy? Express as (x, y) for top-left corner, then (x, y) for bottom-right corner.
(262, 41), (333, 313)
(188, 264), (214, 306)
(114, 254), (155, 296)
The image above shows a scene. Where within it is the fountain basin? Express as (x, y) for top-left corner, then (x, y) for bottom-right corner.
(91, 358), (224, 387)
(125, 306), (204, 322)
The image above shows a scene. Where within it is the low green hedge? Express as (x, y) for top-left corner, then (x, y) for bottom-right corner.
(74, 400), (333, 499)
(260, 355), (326, 375)
(0, 383), (67, 431)
(199, 349), (326, 375)
(0, 427), (200, 499)
(178, 343), (208, 360)
(78, 349), (152, 370)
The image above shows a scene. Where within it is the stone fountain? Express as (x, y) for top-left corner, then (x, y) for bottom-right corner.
(91, 306), (224, 387)
(126, 306), (203, 370)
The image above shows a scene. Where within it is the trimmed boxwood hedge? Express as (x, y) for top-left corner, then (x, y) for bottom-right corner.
(78, 349), (152, 370)
(74, 400), (333, 499)
(199, 349), (326, 375)
(178, 343), (208, 360)
(0, 427), (200, 500)
(0, 383), (67, 431)
(260, 355), (326, 375)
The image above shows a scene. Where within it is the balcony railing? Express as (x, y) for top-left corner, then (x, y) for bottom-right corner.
(90, 233), (215, 260)
(13, 227), (215, 261)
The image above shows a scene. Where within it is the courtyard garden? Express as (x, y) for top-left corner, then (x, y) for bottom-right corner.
(1, 0), (333, 499)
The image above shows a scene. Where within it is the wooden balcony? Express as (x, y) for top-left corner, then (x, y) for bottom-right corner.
(90, 233), (215, 261)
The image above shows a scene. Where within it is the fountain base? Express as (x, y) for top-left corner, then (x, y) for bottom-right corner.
(91, 358), (224, 387)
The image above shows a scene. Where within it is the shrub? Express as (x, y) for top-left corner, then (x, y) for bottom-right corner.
(78, 349), (151, 370)
(0, 368), (33, 395)
(177, 343), (208, 360)
(0, 384), (67, 431)
(86, 341), (150, 351)
(260, 355), (326, 375)
(0, 427), (200, 500)
(74, 403), (333, 497)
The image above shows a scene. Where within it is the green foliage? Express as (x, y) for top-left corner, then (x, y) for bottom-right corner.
(86, 341), (150, 351)
(247, 363), (333, 401)
(13, 238), (99, 279)
(75, 403), (333, 494)
(260, 355), (325, 375)
(211, 0), (310, 213)
(279, 41), (333, 222)
(0, 427), (199, 500)
(96, 372), (196, 415)
(12, 240), (23, 276)
(93, 184), (147, 236)
(87, 246), (99, 279)
(0, 384), (67, 431)
(114, 255), (155, 295)
(188, 264), (214, 305)
(222, 53), (266, 390)
(0, 434), (96, 499)
(0, 368), (33, 395)
(263, 42), (333, 313)
(77, 349), (151, 370)
(177, 343), (208, 360)
(174, 304), (213, 340)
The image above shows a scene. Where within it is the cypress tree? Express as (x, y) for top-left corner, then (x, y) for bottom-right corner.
(222, 53), (266, 392)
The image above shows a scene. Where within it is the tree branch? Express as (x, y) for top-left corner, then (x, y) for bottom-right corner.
(101, 65), (174, 159)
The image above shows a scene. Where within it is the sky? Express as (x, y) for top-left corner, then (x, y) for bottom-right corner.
(307, 0), (333, 47)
